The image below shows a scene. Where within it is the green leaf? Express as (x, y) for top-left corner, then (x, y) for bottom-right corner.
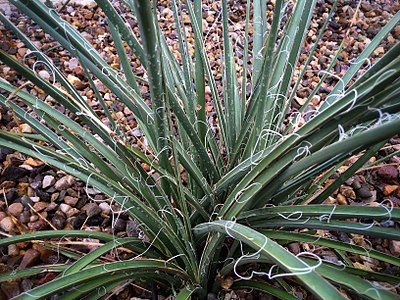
(194, 221), (347, 300)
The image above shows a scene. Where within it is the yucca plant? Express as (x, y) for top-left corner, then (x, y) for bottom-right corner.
(0, 0), (399, 299)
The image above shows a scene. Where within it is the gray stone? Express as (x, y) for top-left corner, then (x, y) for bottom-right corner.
(83, 203), (102, 218)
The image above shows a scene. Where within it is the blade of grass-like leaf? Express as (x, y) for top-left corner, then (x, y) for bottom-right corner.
(255, 118), (400, 205)
(0, 231), (118, 248)
(108, 19), (140, 94)
(0, 84), (161, 208)
(283, 0), (339, 124)
(193, 0), (207, 146)
(171, 0), (195, 121)
(254, 219), (400, 240)
(306, 260), (400, 299)
(81, 281), (133, 300)
(222, 0), (241, 156)
(14, 260), (187, 300)
(221, 116), (400, 219)
(259, 230), (400, 267)
(0, 87), (123, 179)
(252, 0), (267, 83)
(1, 5), (155, 132)
(166, 86), (219, 181)
(58, 276), (129, 300)
(175, 285), (199, 300)
(241, 0), (251, 119)
(183, 0), (228, 154)
(240, 205), (400, 222)
(263, 0), (316, 148)
(0, 266), (66, 283)
(232, 280), (297, 300)
(194, 221), (347, 300)
(131, 0), (169, 174)
(63, 238), (146, 275)
(230, 0), (284, 166)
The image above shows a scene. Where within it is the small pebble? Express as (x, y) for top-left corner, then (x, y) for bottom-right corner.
(8, 202), (24, 217)
(356, 185), (372, 199)
(0, 216), (15, 232)
(8, 244), (19, 256)
(59, 203), (72, 214)
(33, 202), (48, 212)
(83, 203), (102, 217)
(42, 175), (55, 189)
(18, 211), (31, 224)
(336, 193), (347, 205)
(30, 197), (40, 203)
(38, 70), (51, 80)
(64, 196), (79, 206)
(66, 208), (80, 218)
(54, 175), (76, 190)
(51, 212), (66, 230)
(19, 248), (40, 269)
(389, 240), (400, 256)
(99, 202), (111, 215)
(72, 213), (87, 229)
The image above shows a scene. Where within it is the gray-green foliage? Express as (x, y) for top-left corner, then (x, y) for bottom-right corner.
(0, 0), (399, 299)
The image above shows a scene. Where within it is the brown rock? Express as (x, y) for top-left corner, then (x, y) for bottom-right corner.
(287, 242), (301, 255)
(356, 186), (372, 199)
(336, 193), (347, 205)
(51, 211), (67, 229)
(19, 248), (40, 269)
(220, 276), (234, 289)
(54, 175), (76, 190)
(64, 196), (79, 206)
(66, 208), (80, 218)
(340, 186), (356, 200)
(83, 203), (102, 218)
(8, 202), (24, 217)
(59, 203), (72, 214)
(23, 157), (43, 167)
(0, 211), (7, 221)
(383, 185), (398, 196)
(8, 244), (19, 256)
(67, 74), (86, 90)
(0, 216), (15, 232)
(27, 219), (48, 231)
(389, 240), (400, 256)
(33, 245), (59, 264)
(33, 202), (48, 212)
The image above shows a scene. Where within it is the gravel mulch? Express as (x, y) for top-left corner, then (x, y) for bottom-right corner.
(0, 0), (399, 299)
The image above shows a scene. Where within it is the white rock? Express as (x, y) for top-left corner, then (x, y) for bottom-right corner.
(38, 70), (51, 80)
(59, 203), (72, 214)
(30, 197), (40, 203)
(42, 175), (56, 189)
